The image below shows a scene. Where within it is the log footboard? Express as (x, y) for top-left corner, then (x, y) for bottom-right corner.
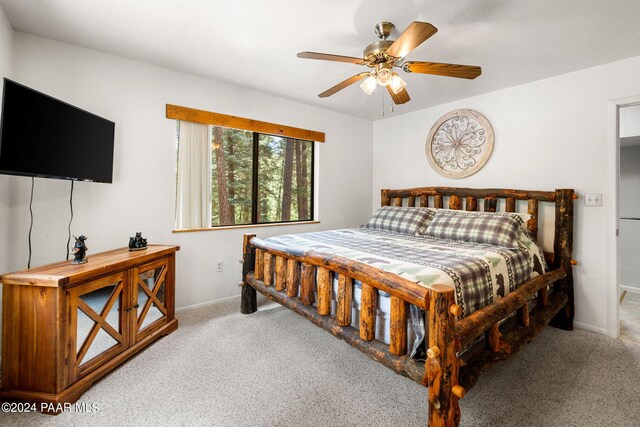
(240, 233), (258, 314)
(245, 271), (425, 383)
(239, 186), (575, 426)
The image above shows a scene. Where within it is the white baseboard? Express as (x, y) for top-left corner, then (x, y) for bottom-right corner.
(573, 320), (608, 335)
(175, 294), (240, 313)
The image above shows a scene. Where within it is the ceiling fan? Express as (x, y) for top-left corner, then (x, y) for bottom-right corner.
(297, 21), (481, 105)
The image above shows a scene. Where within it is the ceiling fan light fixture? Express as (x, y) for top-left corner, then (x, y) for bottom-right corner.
(390, 73), (407, 94)
(360, 75), (377, 95)
(376, 68), (392, 86)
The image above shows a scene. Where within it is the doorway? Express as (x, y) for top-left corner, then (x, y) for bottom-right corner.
(618, 104), (640, 343)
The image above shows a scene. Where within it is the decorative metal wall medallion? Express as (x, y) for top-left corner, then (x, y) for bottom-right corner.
(426, 109), (494, 178)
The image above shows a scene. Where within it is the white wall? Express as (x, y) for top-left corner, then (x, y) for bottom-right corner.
(0, 5), (14, 338)
(7, 33), (373, 312)
(619, 145), (640, 290)
(373, 54), (640, 334)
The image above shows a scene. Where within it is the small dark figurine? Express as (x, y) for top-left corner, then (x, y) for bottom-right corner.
(129, 232), (148, 251)
(496, 273), (505, 298)
(72, 235), (88, 264)
(533, 255), (544, 276)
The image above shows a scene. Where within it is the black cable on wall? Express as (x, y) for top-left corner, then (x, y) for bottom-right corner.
(26, 178), (76, 268)
(27, 177), (34, 269)
(66, 180), (74, 260)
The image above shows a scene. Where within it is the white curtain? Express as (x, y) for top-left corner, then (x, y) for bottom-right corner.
(175, 121), (211, 229)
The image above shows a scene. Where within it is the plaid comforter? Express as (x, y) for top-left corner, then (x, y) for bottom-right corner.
(266, 228), (546, 317)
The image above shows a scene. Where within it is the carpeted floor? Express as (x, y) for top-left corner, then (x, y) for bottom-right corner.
(2, 296), (640, 426)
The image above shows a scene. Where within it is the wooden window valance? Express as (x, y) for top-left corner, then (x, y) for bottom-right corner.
(166, 104), (325, 142)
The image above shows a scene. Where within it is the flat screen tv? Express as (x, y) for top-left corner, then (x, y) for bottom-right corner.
(0, 79), (115, 183)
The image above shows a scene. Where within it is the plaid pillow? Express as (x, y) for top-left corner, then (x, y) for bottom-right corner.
(425, 208), (532, 237)
(364, 207), (435, 235)
(424, 210), (521, 248)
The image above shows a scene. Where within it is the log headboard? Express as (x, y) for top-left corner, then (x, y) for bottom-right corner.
(381, 186), (576, 329)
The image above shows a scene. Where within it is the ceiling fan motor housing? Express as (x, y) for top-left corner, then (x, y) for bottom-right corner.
(363, 40), (395, 65)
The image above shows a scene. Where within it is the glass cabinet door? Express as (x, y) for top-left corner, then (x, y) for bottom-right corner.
(133, 258), (169, 341)
(70, 272), (126, 377)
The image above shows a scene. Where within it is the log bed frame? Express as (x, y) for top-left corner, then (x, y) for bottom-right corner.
(240, 187), (575, 426)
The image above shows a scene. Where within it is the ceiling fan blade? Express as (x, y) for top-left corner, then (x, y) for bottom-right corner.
(318, 73), (370, 98)
(297, 51), (364, 65)
(386, 86), (410, 105)
(403, 61), (482, 79)
(386, 22), (437, 59)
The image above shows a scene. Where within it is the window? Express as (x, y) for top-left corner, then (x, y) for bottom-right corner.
(169, 105), (323, 230)
(175, 122), (314, 228)
(210, 127), (314, 226)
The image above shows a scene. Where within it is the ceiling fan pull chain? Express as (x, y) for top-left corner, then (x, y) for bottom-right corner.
(381, 91), (385, 117)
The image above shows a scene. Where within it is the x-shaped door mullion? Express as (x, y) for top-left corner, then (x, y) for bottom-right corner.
(76, 282), (124, 365)
(137, 267), (168, 330)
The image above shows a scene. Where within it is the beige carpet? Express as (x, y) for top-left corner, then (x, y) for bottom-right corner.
(2, 296), (640, 426)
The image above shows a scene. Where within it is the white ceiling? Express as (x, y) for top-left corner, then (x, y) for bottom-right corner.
(2, 0), (640, 120)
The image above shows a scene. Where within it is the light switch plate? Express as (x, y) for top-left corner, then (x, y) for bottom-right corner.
(585, 193), (602, 206)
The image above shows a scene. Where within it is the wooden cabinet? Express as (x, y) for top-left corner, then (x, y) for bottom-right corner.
(0, 245), (179, 405)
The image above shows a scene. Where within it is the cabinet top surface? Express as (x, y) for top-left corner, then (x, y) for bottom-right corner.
(0, 245), (180, 288)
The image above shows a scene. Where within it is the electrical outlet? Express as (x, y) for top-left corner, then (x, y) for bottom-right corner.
(584, 193), (602, 206)
(216, 260), (223, 272)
